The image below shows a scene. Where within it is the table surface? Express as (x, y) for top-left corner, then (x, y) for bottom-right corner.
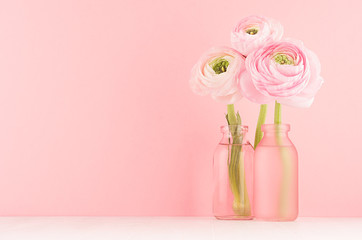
(0, 217), (361, 240)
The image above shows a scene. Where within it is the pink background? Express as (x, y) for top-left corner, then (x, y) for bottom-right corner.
(0, 0), (361, 216)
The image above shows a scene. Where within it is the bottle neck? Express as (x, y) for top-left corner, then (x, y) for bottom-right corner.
(263, 132), (289, 137)
(219, 125), (249, 145)
(262, 124), (290, 136)
(259, 124), (293, 146)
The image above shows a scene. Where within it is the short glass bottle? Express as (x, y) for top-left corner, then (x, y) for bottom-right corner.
(254, 124), (298, 221)
(213, 125), (254, 220)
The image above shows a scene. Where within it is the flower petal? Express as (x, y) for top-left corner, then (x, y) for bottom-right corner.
(240, 39), (323, 108)
(189, 47), (245, 104)
(231, 15), (283, 55)
(277, 96), (315, 108)
(239, 72), (273, 104)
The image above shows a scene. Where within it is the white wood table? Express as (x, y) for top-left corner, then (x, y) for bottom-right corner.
(0, 217), (361, 239)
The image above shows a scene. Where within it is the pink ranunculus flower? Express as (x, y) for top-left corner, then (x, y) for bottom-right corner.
(190, 47), (246, 104)
(231, 15), (283, 56)
(239, 40), (324, 108)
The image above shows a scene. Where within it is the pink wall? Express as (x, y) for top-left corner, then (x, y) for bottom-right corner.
(0, 0), (361, 216)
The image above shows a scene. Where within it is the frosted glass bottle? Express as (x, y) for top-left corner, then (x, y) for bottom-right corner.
(254, 124), (298, 221)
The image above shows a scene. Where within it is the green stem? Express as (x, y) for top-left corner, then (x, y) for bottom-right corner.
(274, 101), (281, 124)
(273, 101), (290, 218)
(254, 104), (267, 149)
(226, 104), (238, 203)
(226, 104), (251, 217)
(227, 104), (238, 125)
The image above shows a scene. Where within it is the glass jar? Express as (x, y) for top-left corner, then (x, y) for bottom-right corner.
(213, 125), (254, 220)
(254, 124), (298, 221)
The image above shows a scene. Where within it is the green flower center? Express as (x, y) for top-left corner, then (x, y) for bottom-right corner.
(274, 54), (294, 65)
(209, 57), (230, 74)
(245, 28), (258, 35)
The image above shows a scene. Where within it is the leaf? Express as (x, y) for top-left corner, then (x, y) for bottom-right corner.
(236, 112), (242, 125)
(225, 114), (230, 125)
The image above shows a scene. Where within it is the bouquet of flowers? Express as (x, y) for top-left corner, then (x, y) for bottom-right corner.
(190, 16), (323, 219)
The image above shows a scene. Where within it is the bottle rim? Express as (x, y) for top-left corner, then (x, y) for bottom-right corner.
(220, 125), (248, 133)
(261, 123), (290, 132)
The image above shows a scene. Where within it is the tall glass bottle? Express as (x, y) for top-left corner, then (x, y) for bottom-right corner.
(213, 125), (254, 220)
(254, 124), (298, 221)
